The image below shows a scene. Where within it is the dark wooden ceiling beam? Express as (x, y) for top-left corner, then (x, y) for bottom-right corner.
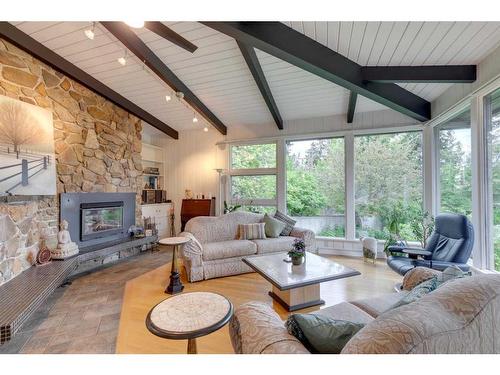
(102, 21), (227, 135)
(347, 92), (357, 124)
(144, 22), (198, 53)
(237, 42), (283, 130)
(361, 65), (477, 83)
(202, 22), (431, 122)
(0, 22), (178, 139)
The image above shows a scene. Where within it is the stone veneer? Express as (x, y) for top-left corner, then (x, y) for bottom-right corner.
(0, 37), (143, 285)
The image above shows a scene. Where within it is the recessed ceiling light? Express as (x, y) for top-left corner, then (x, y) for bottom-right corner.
(203, 127), (208, 132)
(165, 95), (171, 102)
(117, 56), (127, 66)
(124, 20), (145, 29)
(84, 22), (95, 40)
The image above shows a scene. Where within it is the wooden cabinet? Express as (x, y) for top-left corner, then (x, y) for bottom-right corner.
(180, 198), (216, 231)
(141, 203), (172, 239)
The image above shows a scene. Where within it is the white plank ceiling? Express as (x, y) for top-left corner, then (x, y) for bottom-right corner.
(9, 21), (500, 134)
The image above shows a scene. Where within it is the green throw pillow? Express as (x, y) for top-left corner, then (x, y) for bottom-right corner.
(285, 314), (365, 354)
(263, 213), (286, 238)
(390, 276), (438, 310)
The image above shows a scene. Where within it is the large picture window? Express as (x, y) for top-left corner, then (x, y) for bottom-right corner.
(354, 132), (423, 240)
(485, 88), (500, 271)
(286, 138), (345, 237)
(228, 143), (277, 213)
(436, 109), (472, 217)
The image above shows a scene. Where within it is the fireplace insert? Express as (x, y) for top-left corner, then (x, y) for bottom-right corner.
(80, 201), (124, 241)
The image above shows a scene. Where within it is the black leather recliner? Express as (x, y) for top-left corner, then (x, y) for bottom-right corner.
(386, 213), (474, 276)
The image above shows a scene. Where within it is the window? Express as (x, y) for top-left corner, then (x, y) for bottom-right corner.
(286, 138), (345, 237)
(228, 143), (277, 214)
(354, 132), (423, 240)
(436, 108), (472, 217)
(231, 143), (276, 169)
(485, 88), (500, 271)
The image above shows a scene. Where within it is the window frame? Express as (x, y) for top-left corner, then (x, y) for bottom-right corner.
(227, 141), (278, 209)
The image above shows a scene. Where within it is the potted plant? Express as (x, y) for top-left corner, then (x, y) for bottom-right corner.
(288, 238), (306, 265)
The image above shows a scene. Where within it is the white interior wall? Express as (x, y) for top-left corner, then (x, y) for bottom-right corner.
(432, 43), (500, 117)
(164, 129), (226, 231)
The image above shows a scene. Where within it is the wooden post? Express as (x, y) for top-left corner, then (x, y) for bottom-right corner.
(21, 159), (28, 186)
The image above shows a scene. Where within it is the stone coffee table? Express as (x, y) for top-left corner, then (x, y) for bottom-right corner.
(243, 252), (360, 311)
(146, 292), (233, 354)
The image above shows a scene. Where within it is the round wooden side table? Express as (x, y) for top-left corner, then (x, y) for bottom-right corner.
(159, 236), (190, 294)
(145, 292), (234, 354)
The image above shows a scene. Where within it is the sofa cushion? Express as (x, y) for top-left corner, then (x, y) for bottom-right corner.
(274, 210), (296, 236)
(390, 277), (438, 310)
(351, 291), (409, 318)
(263, 214), (286, 238)
(238, 223), (266, 240)
(312, 302), (374, 324)
(252, 236), (296, 254)
(202, 240), (257, 261)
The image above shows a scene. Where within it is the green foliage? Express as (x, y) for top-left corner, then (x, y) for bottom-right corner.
(318, 225), (345, 238)
(438, 129), (472, 217)
(223, 201), (241, 214)
(231, 143), (276, 169)
(409, 208), (435, 248)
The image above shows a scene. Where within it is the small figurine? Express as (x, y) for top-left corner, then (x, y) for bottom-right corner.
(51, 220), (79, 259)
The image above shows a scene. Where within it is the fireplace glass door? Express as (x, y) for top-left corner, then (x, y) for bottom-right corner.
(81, 201), (124, 241)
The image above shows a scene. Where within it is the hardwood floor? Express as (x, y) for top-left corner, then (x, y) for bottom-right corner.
(116, 255), (401, 354)
(0, 250), (400, 354)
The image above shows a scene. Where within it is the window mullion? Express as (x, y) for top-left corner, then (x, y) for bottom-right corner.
(345, 133), (355, 240)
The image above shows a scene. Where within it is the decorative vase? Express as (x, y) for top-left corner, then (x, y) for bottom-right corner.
(291, 255), (304, 265)
(360, 236), (377, 264)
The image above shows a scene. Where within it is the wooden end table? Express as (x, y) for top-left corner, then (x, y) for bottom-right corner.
(145, 292), (233, 354)
(159, 236), (190, 294)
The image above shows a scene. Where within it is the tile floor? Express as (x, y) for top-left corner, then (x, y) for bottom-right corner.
(0, 246), (172, 354)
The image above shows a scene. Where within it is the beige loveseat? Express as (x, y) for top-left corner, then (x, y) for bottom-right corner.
(229, 267), (500, 354)
(179, 211), (315, 282)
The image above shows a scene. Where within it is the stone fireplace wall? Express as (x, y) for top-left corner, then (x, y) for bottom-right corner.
(0, 37), (143, 285)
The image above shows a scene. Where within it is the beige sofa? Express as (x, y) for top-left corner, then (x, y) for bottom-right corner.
(179, 211), (315, 282)
(229, 267), (500, 354)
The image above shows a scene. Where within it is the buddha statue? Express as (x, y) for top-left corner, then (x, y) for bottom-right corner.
(51, 220), (79, 259)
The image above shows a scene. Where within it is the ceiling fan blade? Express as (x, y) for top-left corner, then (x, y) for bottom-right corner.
(144, 22), (198, 53)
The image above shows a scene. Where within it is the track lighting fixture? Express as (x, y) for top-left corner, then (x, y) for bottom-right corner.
(117, 50), (128, 66)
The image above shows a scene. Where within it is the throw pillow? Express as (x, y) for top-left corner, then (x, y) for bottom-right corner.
(263, 213), (286, 238)
(285, 314), (365, 354)
(436, 265), (470, 288)
(390, 276), (438, 310)
(273, 210), (296, 236)
(238, 223), (266, 240)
